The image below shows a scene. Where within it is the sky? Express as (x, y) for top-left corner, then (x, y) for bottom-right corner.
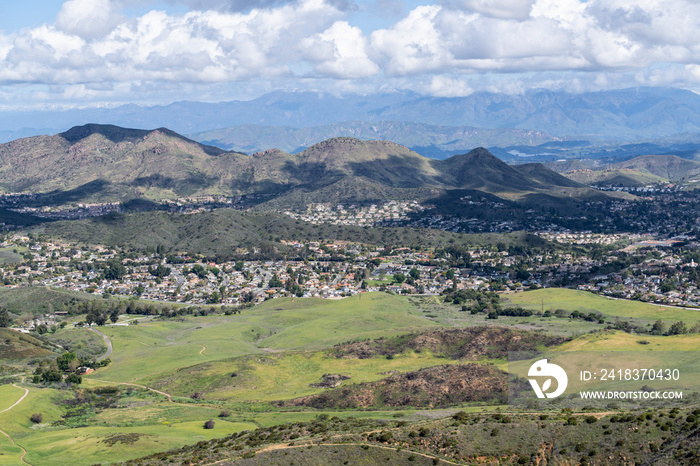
(1, 0), (700, 109)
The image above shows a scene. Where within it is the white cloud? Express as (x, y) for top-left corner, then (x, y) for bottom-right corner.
(370, 5), (448, 76)
(442, 0), (537, 20)
(4, 0), (700, 105)
(427, 75), (472, 96)
(302, 21), (379, 78)
(56, 0), (125, 39)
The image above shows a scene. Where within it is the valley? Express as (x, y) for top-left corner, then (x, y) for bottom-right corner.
(0, 124), (698, 465)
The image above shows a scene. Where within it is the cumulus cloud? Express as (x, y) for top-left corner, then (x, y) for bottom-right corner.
(441, 0), (537, 20)
(3, 0), (700, 105)
(301, 21), (379, 78)
(56, 0), (125, 39)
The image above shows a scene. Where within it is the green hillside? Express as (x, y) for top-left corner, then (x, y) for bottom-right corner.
(35, 208), (553, 256)
(0, 286), (96, 316)
(0, 328), (58, 365)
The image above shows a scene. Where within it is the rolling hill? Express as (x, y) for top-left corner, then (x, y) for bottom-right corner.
(559, 154), (700, 187)
(612, 154), (700, 181)
(0, 124), (604, 207)
(35, 209), (552, 257)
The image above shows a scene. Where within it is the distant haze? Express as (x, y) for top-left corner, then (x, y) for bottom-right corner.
(3, 88), (700, 159)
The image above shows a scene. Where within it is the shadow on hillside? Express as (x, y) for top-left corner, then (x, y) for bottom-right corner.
(131, 173), (219, 196)
(281, 160), (346, 185)
(29, 179), (114, 206)
(59, 124), (150, 144)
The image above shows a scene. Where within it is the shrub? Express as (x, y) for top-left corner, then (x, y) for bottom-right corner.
(219, 410), (231, 418)
(204, 420), (215, 429)
(30, 413), (43, 423)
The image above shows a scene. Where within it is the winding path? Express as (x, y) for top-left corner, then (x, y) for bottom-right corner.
(198, 344), (207, 356)
(89, 327), (113, 361)
(89, 379), (173, 402)
(0, 382), (31, 464)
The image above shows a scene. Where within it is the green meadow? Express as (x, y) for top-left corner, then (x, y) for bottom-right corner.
(139, 350), (457, 402)
(557, 329), (700, 351)
(6, 289), (700, 464)
(83, 292), (435, 383)
(503, 288), (700, 326)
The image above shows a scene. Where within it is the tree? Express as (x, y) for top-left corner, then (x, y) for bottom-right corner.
(667, 321), (688, 335)
(104, 260), (127, 280)
(268, 274), (283, 288)
(445, 269), (455, 280)
(0, 307), (12, 328)
(66, 373), (82, 384)
(109, 309), (119, 324)
(409, 268), (420, 280)
(393, 273), (406, 284)
(57, 352), (77, 371)
(41, 370), (62, 383)
(148, 264), (171, 278)
(651, 319), (665, 335)
(190, 264), (207, 279)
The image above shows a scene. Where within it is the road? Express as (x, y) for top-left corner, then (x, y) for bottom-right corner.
(89, 327), (113, 361)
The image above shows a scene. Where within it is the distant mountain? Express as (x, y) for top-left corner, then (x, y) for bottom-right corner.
(559, 154), (700, 187)
(612, 154), (700, 181)
(0, 124), (603, 207)
(192, 121), (558, 157)
(4, 87), (700, 150)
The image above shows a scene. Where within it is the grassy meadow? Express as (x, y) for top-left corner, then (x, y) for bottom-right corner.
(5, 289), (700, 465)
(82, 292), (436, 383)
(503, 288), (700, 326)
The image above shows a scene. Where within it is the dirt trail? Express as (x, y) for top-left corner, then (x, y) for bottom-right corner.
(0, 383), (31, 464)
(206, 443), (461, 465)
(199, 344), (206, 356)
(89, 327), (113, 361)
(89, 378), (173, 402)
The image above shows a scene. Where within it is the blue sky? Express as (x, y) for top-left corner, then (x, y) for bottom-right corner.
(0, 0), (699, 109)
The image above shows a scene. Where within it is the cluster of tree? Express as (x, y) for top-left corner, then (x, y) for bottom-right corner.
(650, 319), (700, 336)
(445, 289), (501, 315)
(485, 307), (534, 319)
(31, 351), (109, 386)
(148, 263), (171, 278)
(0, 307), (13, 327)
(568, 310), (606, 324)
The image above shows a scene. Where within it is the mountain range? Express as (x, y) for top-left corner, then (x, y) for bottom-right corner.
(0, 124), (607, 208)
(4, 87), (700, 158)
(553, 154), (700, 187)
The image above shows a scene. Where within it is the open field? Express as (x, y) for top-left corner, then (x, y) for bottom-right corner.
(557, 329), (700, 351)
(0, 247), (23, 265)
(410, 295), (604, 337)
(503, 288), (700, 326)
(141, 350), (457, 402)
(82, 293), (436, 383)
